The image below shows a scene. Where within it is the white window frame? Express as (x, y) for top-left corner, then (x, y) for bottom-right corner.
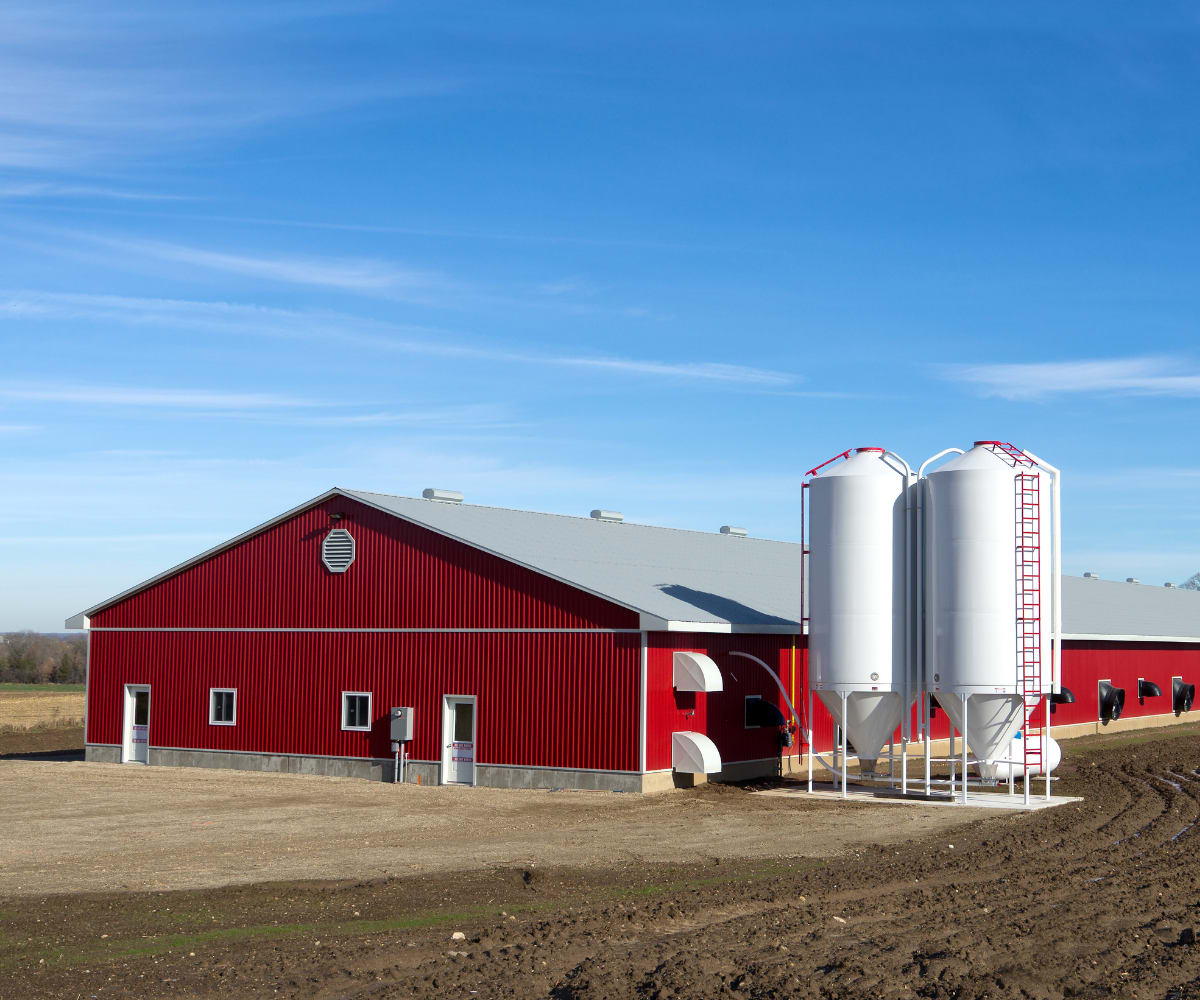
(209, 687), (237, 726)
(341, 691), (373, 731)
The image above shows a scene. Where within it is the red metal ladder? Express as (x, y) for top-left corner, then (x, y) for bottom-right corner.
(979, 442), (1045, 777)
(1015, 471), (1044, 776)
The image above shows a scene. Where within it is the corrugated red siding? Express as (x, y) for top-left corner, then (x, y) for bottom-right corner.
(92, 496), (639, 630)
(645, 632), (811, 770)
(1052, 641), (1200, 728)
(87, 629), (640, 770)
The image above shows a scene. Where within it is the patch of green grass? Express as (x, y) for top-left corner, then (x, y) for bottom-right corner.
(1, 859), (823, 973)
(0, 683), (85, 693)
(3, 907), (502, 971)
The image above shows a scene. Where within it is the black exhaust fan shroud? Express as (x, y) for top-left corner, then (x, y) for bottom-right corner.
(1175, 677), (1196, 717)
(1138, 679), (1163, 704)
(1098, 681), (1125, 725)
(1049, 686), (1075, 715)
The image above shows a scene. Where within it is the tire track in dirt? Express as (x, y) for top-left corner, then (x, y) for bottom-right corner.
(363, 737), (1200, 999)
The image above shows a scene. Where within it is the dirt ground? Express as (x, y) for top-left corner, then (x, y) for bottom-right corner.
(6, 724), (1200, 999)
(0, 754), (977, 896)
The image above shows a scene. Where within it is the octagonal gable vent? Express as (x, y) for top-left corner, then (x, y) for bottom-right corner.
(322, 528), (355, 573)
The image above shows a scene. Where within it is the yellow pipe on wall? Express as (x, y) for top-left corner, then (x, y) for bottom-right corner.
(790, 636), (797, 756)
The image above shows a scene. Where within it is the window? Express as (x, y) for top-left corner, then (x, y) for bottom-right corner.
(342, 691), (372, 731)
(744, 694), (763, 729)
(209, 688), (236, 726)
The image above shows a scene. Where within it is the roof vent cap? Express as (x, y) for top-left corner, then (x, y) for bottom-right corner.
(321, 528), (355, 573)
(1083, 572), (1099, 579)
(1126, 577), (1140, 584)
(590, 509), (623, 523)
(422, 488), (463, 503)
(720, 525), (748, 536)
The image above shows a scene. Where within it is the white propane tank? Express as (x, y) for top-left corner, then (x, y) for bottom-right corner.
(924, 443), (1053, 761)
(978, 734), (1061, 781)
(809, 448), (913, 770)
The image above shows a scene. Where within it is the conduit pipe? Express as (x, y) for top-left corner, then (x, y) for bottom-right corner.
(916, 448), (964, 798)
(877, 450), (916, 794)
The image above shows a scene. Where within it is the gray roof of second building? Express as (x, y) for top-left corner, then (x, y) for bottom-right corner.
(343, 489), (804, 630)
(1062, 575), (1200, 641)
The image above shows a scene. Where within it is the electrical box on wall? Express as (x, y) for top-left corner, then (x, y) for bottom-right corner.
(389, 706), (414, 742)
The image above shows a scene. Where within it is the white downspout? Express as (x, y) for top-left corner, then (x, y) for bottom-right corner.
(917, 448), (965, 795)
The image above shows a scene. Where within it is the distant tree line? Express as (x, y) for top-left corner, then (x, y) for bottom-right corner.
(0, 632), (87, 684)
(1182, 573), (1200, 591)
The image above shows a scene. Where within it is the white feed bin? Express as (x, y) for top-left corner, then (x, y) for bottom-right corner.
(808, 448), (912, 770)
(924, 444), (1053, 761)
(978, 734), (1062, 781)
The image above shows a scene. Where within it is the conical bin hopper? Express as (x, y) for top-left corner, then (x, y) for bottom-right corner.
(819, 690), (903, 775)
(935, 692), (1025, 763)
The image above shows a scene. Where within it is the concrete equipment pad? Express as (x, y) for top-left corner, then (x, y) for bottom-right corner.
(758, 782), (1083, 811)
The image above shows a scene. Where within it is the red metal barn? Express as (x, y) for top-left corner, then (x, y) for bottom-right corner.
(69, 491), (1200, 790)
(71, 490), (807, 792)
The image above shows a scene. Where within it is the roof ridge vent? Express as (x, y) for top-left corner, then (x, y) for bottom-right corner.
(422, 488), (463, 504)
(590, 509), (623, 523)
(1083, 572), (1099, 579)
(720, 525), (748, 537)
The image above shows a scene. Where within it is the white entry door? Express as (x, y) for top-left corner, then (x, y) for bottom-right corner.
(441, 695), (476, 785)
(123, 685), (150, 764)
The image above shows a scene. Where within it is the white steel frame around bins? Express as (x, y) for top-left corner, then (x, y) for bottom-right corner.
(796, 442), (1062, 806)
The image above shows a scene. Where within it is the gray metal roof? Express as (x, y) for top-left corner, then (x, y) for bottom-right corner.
(1062, 575), (1200, 642)
(69, 485), (1200, 641)
(343, 489), (804, 632)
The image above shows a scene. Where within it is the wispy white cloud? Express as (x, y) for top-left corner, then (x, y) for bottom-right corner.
(536, 277), (598, 297)
(0, 423), (37, 433)
(31, 206), (717, 252)
(0, 182), (189, 201)
(544, 356), (786, 384)
(941, 356), (1200, 399)
(260, 405), (518, 428)
(59, 233), (453, 298)
(0, 382), (311, 409)
(0, 4), (457, 172)
(0, 290), (794, 386)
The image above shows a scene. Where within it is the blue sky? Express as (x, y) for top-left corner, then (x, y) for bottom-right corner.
(5, 2), (1200, 630)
